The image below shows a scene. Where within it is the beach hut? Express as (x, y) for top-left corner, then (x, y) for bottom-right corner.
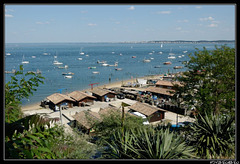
(145, 86), (175, 99)
(46, 93), (75, 111)
(91, 88), (117, 102)
(68, 90), (96, 106)
(128, 102), (166, 123)
(155, 80), (182, 90)
(72, 110), (101, 135)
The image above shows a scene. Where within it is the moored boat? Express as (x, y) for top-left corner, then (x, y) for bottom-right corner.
(88, 66), (97, 69)
(102, 63), (109, 66)
(22, 55), (29, 64)
(163, 61), (172, 65)
(115, 68), (122, 71)
(64, 75), (73, 78)
(174, 66), (183, 69)
(143, 59), (151, 63)
(62, 72), (74, 75)
(58, 65), (68, 69)
(97, 60), (106, 64)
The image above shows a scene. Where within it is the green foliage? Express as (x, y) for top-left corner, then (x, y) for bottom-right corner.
(173, 45), (235, 116)
(190, 112), (235, 159)
(5, 65), (45, 123)
(5, 65), (98, 159)
(93, 108), (144, 143)
(104, 127), (196, 159)
(5, 117), (59, 159)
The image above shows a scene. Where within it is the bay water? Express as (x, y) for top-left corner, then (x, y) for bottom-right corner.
(4, 42), (235, 106)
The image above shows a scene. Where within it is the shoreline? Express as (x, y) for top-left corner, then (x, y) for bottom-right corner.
(21, 74), (164, 111)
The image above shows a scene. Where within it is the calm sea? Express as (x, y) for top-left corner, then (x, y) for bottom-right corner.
(4, 42), (235, 106)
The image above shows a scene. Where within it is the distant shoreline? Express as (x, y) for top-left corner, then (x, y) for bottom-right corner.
(6, 40), (235, 45)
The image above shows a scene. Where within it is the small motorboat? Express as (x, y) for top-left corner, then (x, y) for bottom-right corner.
(163, 61), (172, 65)
(97, 60), (106, 64)
(62, 72), (74, 75)
(64, 75), (73, 78)
(58, 65), (68, 69)
(168, 56), (176, 59)
(132, 56), (136, 58)
(88, 66), (96, 69)
(92, 71), (100, 74)
(143, 59), (151, 63)
(53, 61), (63, 65)
(115, 68), (122, 71)
(102, 63), (109, 66)
(174, 66), (183, 69)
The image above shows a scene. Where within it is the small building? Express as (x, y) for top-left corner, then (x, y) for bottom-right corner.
(68, 90), (96, 106)
(72, 110), (102, 135)
(145, 86), (175, 99)
(46, 93), (75, 111)
(98, 106), (121, 116)
(155, 80), (182, 90)
(137, 78), (147, 87)
(91, 88), (117, 102)
(128, 102), (166, 123)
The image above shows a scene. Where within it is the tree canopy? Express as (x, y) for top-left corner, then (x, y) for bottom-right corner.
(173, 45), (235, 116)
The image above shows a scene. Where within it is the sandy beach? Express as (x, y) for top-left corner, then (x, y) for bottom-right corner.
(21, 74), (163, 111)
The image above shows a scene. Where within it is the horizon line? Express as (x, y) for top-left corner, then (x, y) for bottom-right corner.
(5, 39), (236, 44)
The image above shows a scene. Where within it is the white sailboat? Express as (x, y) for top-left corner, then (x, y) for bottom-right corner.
(22, 55), (29, 64)
(53, 55), (63, 65)
(160, 43), (163, 48)
(79, 48), (84, 55)
(168, 48), (176, 59)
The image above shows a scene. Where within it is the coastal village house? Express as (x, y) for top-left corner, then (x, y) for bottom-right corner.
(91, 88), (117, 102)
(128, 102), (166, 123)
(46, 93), (75, 111)
(145, 86), (175, 100)
(72, 110), (102, 135)
(68, 90), (96, 107)
(145, 80), (183, 100)
(155, 80), (182, 90)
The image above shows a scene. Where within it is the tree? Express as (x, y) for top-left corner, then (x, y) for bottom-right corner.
(5, 65), (97, 159)
(173, 45), (235, 116)
(5, 65), (45, 123)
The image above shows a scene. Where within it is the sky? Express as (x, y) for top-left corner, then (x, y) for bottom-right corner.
(4, 4), (235, 43)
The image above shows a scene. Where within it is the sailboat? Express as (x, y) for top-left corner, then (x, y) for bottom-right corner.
(160, 43), (163, 48)
(79, 48), (84, 55)
(22, 55), (29, 64)
(53, 55), (63, 65)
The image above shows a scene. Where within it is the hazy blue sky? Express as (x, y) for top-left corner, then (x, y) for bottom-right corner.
(5, 4), (235, 43)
